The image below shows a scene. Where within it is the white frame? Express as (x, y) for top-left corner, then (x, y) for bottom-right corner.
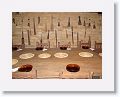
(0, 0), (114, 91)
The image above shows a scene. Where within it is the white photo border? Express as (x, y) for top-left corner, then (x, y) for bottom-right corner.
(0, 0), (114, 91)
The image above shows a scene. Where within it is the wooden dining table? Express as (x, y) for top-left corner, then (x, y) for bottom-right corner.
(12, 48), (102, 79)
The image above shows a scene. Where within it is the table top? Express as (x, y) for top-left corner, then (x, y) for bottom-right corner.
(12, 48), (102, 78)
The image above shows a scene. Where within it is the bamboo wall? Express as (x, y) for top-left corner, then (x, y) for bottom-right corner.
(12, 12), (102, 48)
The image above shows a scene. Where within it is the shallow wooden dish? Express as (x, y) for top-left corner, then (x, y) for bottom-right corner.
(66, 64), (80, 72)
(35, 47), (43, 50)
(82, 46), (90, 49)
(12, 47), (18, 51)
(60, 47), (67, 50)
(18, 64), (33, 72)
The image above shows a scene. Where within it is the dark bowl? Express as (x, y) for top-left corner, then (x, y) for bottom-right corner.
(18, 64), (33, 72)
(66, 64), (80, 72)
(12, 47), (18, 51)
(82, 46), (89, 49)
(60, 47), (67, 50)
(35, 47), (43, 50)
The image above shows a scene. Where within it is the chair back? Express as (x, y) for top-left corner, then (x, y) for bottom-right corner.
(79, 40), (91, 49)
(58, 42), (71, 48)
(36, 42), (50, 48)
(95, 41), (102, 49)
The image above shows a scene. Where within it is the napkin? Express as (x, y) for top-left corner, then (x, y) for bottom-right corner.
(42, 48), (47, 51)
(90, 48), (95, 51)
(12, 67), (19, 72)
(17, 48), (23, 51)
(67, 48), (71, 50)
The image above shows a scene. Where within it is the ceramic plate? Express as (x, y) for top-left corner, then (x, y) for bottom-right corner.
(79, 52), (93, 57)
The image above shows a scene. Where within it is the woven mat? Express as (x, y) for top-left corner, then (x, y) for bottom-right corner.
(12, 59), (18, 65)
(38, 53), (51, 58)
(54, 52), (68, 58)
(79, 52), (93, 57)
(19, 53), (34, 59)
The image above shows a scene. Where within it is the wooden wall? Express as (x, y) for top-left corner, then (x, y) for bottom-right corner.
(12, 12), (102, 48)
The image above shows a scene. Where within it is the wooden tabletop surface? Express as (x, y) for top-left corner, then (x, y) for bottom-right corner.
(12, 48), (102, 79)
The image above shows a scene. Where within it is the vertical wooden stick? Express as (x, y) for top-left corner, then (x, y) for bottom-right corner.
(55, 30), (57, 48)
(84, 20), (87, 38)
(33, 18), (36, 35)
(27, 30), (30, 45)
(47, 30), (49, 39)
(45, 23), (47, 32)
(21, 30), (24, 45)
(40, 33), (42, 43)
(77, 32), (79, 46)
(21, 16), (25, 45)
(71, 26), (74, 44)
(68, 17), (70, 27)
(66, 30), (68, 38)
(78, 16), (82, 25)
(38, 16), (40, 24)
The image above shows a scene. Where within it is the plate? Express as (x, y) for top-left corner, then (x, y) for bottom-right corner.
(19, 53), (34, 59)
(54, 52), (68, 58)
(38, 53), (51, 58)
(79, 52), (93, 57)
(12, 59), (18, 65)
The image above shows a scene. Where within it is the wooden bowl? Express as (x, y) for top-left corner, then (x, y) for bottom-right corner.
(82, 46), (89, 49)
(35, 47), (43, 50)
(18, 64), (33, 72)
(66, 64), (80, 72)
(12, 47), (18, 51)
(60, 47), (67, 50)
